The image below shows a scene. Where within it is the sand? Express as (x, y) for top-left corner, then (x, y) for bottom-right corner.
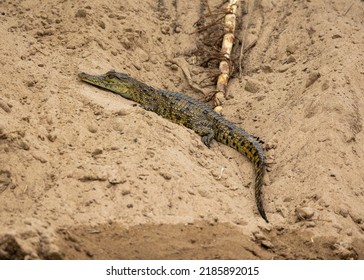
(0, 0), (363, 259)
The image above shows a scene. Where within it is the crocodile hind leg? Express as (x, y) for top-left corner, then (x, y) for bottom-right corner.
(192, 121), (215, 148)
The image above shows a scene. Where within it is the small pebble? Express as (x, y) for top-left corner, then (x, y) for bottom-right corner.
(296, 206), (315, 220)
(159, 171), (172, 180)
(121, 189), (131, 196)
(261, 240), (274, 249)
(170, 64), (179, 71)
(160, 26), (170, 35)
(98, 20), (106, 29)
(349, 212), (362, 224)
(75, 9), (87, 18)
(19, 140), (30, 150)
(306, 72), (321, 88)
(305, 221), (316, 228)
(91, 148), (103, 157)
(286, 55), (296, 64)
(321, 80), (330, 91)
(198, 189), (209, 198)
(0, 100), (11, 113)
(108, 171), (125, 184)
(278, 65), (290, 73)
(338, 208), (349, 218)
(87, 124), (98, 133)
(47, 133), (57, 142)
(78, 173), (107, 182)
(245, 79), (260, 93)
(286, 43), (298, 54)
(32, 152), (47, 163)
(261, 64), (273, 73)
(115, 108), (130, 116)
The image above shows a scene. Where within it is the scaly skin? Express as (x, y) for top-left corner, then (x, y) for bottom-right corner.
(78, 70), (268, 222)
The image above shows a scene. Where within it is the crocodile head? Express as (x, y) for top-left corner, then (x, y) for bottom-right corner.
(78, 70), (136, 100)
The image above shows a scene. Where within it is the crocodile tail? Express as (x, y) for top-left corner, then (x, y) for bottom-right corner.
(254, 157), (268, 223)
(213, 119), (268, 222)
(236, 133), (268, 222)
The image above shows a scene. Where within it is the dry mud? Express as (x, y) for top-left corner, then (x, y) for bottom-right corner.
(0, 0), (364, 259)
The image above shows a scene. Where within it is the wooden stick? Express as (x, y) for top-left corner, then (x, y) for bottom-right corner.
(214, 0), (238, 114)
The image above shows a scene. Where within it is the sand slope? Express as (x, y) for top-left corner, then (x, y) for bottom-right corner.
(0, 0), (363, 259)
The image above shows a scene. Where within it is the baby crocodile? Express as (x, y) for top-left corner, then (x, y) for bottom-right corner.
(78, 70), (268, 222)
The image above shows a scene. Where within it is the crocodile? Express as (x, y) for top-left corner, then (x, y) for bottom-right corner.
(78, 70), (268, 222)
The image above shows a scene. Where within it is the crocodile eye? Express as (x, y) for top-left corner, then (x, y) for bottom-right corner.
(105, 73), (116, 81)
(105, 70), (116, 79)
